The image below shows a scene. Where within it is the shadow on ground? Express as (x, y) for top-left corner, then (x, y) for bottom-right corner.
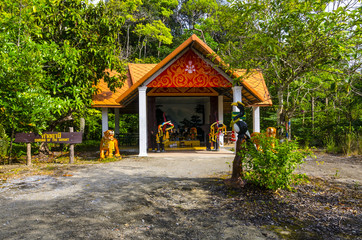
(0, 162), (360, 240)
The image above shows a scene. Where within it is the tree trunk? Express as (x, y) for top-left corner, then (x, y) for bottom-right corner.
(144, 39), (147, 59)
(126, 25), (130, 58)
(231, 138), (244, 180)
(69, 127), (74, 164)
(325, 97), (328, 121)
(26, 143), (31, 166)
(311, 96), (315, 133)
(39, 142), (51, 155)
(225, 138), (247, 188)
(277, 89), (286, 139)
(138, 36), (142, 59)
(288, 119), (292, 140)
(80, 117), (85, 134)
(7, 126), (15, 165)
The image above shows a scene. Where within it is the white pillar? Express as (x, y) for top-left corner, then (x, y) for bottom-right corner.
(218, 95), (224, 147)
(253, 106), (260, 133)
(101, 108), (108, 136)
(232, 86), (242, 112)
(218, 95), (224, 123)
(232, 86), (242, 151)
(138, 86), (148, 156)
(115, 108), (120, 135)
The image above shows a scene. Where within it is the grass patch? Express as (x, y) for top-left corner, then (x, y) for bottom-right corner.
(0, 149), (123, 182)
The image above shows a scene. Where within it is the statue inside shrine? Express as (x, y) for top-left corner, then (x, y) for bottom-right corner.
(208, 122), (227, 151)
(156, 121), (174, 152)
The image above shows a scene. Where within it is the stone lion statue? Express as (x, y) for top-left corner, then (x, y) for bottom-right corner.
(100, 130), (121, 159)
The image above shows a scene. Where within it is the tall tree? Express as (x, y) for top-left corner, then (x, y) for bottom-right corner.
(217, 0), (361, 138)
(0, 0), (127, 154)
(178, 0), (219, 30)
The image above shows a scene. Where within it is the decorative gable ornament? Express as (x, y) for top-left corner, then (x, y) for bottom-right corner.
(147, 50), (232, 88)
(185, 61), (196, 73)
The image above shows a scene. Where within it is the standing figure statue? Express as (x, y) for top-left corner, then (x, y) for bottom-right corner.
(251, 127), (277, 151)
(225, 101), (251, 187)
(208, 121), (227, 151)
(100, 130), (121, 159)
(156, 121), (174, 152)
(190, 127), (198, 140)
(230, 101), (251, 142)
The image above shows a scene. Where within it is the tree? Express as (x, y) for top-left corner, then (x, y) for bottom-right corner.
(217, 0), (361, 138)
(0, 0), (68, 158)
(0, 0), (127, 155)
(104, 0), (143, 59)
(105, 0), (176, 60)
(134, 20), (173, 59)
(178, 0), (219, 30)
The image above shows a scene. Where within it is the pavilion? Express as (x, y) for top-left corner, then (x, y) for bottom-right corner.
(92, 34), (272, 156)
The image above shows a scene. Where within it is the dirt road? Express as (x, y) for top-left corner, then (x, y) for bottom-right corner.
(0, 151), (360, 239)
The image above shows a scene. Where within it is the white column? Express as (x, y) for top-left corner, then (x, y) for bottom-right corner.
(218, 95), (224, 147)
(115, 108), (120, 135)
(101, 108), (108, 136)
(138, 86), (148, 156)
(253, 106), (260, 133)
(232, 86), (242, 151)
(232, 86), (242, 112)
(218, 95), (224, 123)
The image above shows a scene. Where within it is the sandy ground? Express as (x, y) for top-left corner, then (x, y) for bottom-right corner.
(296, 152), (361, 185)
(0, 150), (360, 239)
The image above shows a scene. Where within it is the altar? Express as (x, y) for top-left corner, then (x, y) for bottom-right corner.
(165, 140), (200, 148)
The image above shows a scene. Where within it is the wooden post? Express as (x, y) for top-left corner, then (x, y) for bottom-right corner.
(26, 143), (31, 166)
(69, 127), (75, 164)
(80, 118), (85, 133)
(311, 96), (315, 133)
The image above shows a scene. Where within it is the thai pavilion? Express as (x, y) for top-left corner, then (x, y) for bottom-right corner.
(92, 34), (272, 156)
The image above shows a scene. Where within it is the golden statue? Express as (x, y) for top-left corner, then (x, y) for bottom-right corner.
(100, 130), (121, 159)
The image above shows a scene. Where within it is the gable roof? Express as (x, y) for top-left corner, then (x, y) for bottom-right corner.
(116, 34), (266, 105)
(92, 64), (156, 108)
(235, 70), (272, 106)
(92, 34), (272, 108)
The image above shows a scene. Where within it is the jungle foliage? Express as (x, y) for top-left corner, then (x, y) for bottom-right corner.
(0, 0), (361, 163)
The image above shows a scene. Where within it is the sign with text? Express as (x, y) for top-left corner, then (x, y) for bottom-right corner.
(15, 132), (82, 144)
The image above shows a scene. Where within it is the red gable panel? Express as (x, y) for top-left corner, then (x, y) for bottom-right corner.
(147, 50), (232, 88)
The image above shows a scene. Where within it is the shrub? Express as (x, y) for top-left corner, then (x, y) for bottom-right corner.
(243, 134), (314, 190)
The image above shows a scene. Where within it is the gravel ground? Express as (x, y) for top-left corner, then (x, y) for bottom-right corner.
(0, 150), (360, 240)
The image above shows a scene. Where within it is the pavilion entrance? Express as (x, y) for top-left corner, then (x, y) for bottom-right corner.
(149, 96), (214, 149)
(92, 34), (272, 156)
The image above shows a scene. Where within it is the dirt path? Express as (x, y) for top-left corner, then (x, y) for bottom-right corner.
(0, 151), (360, 239)
(297, 152), (361, 184)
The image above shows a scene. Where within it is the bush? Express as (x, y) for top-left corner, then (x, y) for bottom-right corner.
(243, 134), (314, 190)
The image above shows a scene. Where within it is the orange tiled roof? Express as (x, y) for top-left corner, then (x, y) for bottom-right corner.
(235, 70), (272, 106)
(92, 64), (156, 107)
(92, 34), (272, 108)
(129, 63), (157, 83)
(115, 34), (265, 105)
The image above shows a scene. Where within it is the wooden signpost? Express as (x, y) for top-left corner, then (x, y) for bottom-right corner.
(15, 130), (82, 165)
(15, 132), (82, 144)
